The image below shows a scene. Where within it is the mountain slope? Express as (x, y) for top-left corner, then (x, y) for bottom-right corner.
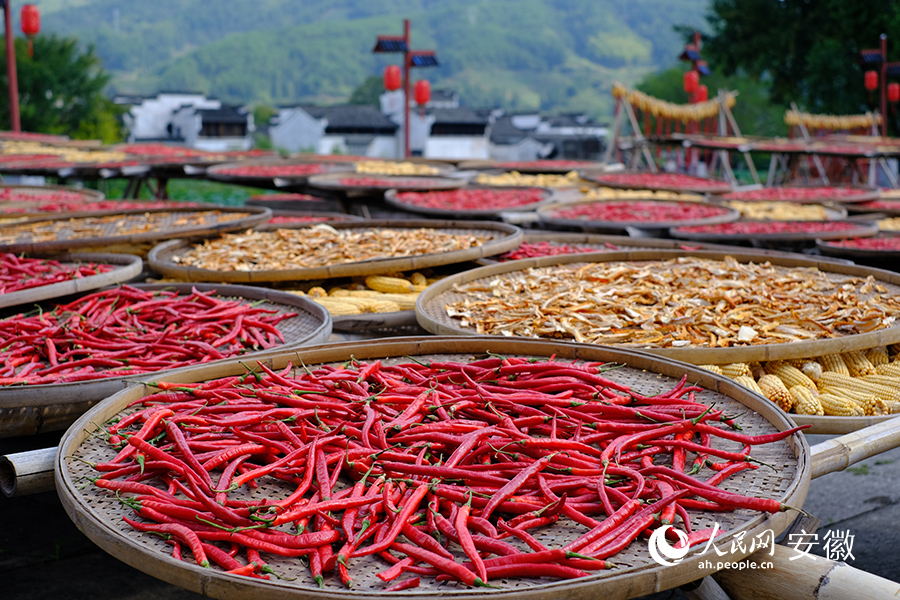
(38, 0), (708, 117)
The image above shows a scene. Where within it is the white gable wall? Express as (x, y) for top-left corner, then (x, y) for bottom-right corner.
(126, 94), (220, 141)
(270, 108), (326, 154)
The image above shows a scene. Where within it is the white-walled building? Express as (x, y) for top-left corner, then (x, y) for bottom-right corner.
(114, 92), (255, 151)
(269, 105), (398, 156)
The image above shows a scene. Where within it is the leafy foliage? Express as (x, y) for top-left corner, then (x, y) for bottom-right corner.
(704, 0), (900, 115)
(0, 35), (125, 141)
(38, 0), (708, 118)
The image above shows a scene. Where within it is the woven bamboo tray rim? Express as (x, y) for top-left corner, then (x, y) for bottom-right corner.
(0, 206), (272, 254)
(148, 219), (523, 283)
(0, 183), (105, 202)
(383, 186), (553, 219)
(56, 336), (808, 600)
(416, 249), (900, 365)
(263, 210), (366, 225)
(790, 413), (897, 435)
(475, 231), (854, 266)
(0, 252), (142, 310)
(0, 282), (331, 438)
(206, 158), (348, 183)
(579, 172), (735, 195)
(307, 172), (466, 193)
(669, 220), (879, 242)
(717, 186), (880, 205)
(536, 198), (740, 231)
(815, 236), (900, 260)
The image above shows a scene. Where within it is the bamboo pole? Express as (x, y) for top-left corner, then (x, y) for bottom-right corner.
(809, 416), (900, 479)
(714, 544), (900, 600)
(0, 447), (57, 498)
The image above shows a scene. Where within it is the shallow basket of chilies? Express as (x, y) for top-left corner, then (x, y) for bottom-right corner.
(0, 282), (331, 438)
(57, 336), (808, 600)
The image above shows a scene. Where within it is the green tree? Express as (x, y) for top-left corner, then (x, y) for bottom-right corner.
(703, 0), (900, 116)
(347, 75), (384, 107)
(638, 67), (785, 138)
(0, 34), (125, 142)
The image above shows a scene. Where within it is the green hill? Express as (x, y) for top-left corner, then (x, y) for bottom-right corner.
(37, 0), (708, 118)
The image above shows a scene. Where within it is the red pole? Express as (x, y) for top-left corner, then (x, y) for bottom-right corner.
(3, 2), (20, 132)
(880, 34), (888, 138)
(403, 19), (410, 158)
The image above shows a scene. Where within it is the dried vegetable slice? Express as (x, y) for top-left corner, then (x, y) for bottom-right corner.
(174, 224), (490, 272)
(445, 256), (900, 348)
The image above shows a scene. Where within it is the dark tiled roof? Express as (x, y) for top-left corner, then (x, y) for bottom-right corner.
(489, 115), (529, 144)
(431, 108), (488, 126)
(300, 105), (398, 132)
(197, 105), (249, 124)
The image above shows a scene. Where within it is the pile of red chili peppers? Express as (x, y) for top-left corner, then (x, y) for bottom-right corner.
(91, 356), (805, 590)
(0, 285), (295, 386)
(0, 253), (114, 294)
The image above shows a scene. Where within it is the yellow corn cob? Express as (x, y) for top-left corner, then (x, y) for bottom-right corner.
(698, 365), (723, 375)
(758, 374), (793, 412)
(410, 272), (428, 287)
(790, 385), (824, 416)
(323, 296), (402, 313)
(816, 372), (900, 405)
(764, 361), (816, 390)
(888, 344), (900, 357)
(328, 290), (419, 310)
(365, 275), (415, 294)
(818, 354), (850, 376)
(733, 375), (764, 395)
(865, 347), (890, 367)
(819, 387), (878, 416)
(875, 362), (900, 378)
(800, 360), (823, 382)
(861, 374), (900, 390)
(785, 359), (808, 369)
(720, 363), (752, 379)
(816, 392), (865, 416)
(307, 286), (327, 298)
(309, 297), (363, 315)
(841, 350), (876, 377)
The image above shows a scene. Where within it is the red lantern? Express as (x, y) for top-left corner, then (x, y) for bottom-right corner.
(683, 70), (699, 94)
(383, 65), (401, 91)
(865, 70), (879, 92)
(20, 5), (40, 37)
(695, 84), (709, 103)
(890, 82), (900, 104)
(414, 79), (431, 106)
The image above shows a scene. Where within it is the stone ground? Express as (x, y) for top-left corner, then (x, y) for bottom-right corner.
(2, 429), (899, 599)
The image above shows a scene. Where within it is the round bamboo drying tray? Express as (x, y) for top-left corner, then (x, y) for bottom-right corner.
(0, 183), (104, 203)
(536, 198), (740, 233)
(580, 172), (734, 195)
(264, 210), (366, 226)
(56, 336), (809, 600)
(0, 252), (142, 310)
(416, 249), (900, 365)
(790, 412), (895, 435)
(307, 172), (465, 195)
(0, 282), (331, 438)
(476, 231), (854, 266)
(717, 186), (880, 205)
(205, 159), (347, 186)
(0, 206), (272, 254)
(669, 220), (879, 244)
(147, 220), (523, 283)
(383, 186), (552, 219)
